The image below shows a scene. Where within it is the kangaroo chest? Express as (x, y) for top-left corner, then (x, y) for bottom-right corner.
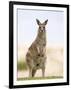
(37, 45), (46, 56)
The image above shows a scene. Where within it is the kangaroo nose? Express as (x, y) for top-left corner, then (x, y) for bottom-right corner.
(36, 64), (39, 66)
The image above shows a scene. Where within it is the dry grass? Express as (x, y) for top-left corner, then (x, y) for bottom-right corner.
(17, 76), (63, 81)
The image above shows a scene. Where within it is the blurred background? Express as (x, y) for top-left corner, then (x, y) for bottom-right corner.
(17, 8), (64, 80)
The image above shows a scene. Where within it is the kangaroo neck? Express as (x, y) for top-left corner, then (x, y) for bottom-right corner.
(35, 29), (46, 45)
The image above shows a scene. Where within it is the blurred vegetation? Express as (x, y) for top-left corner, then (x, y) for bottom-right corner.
(17, 59), (28, 71)
(17, 76), (63, 81)
(47, 47), (64, 54)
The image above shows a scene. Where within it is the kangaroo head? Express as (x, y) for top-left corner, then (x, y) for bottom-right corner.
(36, 19), (48, 32)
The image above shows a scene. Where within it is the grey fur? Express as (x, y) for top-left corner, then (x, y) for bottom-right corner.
(26, 19), (48, 77)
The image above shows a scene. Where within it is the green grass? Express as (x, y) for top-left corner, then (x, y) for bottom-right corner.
(17, 76), (63, 81)
(17, 59), (28, 71)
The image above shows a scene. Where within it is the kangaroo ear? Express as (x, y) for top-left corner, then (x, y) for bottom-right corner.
(36, 19), (40, 25)
(44, 19), (48, 25)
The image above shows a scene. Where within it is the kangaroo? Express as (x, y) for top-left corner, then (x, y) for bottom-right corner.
(26, 19), (48, 77)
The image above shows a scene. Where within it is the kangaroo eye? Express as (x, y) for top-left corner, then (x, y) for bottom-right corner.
(38, 54), (40, 56)
(39, 27), (41, 29)
(43, 27), (45, 29)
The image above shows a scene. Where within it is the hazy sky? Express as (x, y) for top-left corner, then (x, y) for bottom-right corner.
(17, 9), (64, 47)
